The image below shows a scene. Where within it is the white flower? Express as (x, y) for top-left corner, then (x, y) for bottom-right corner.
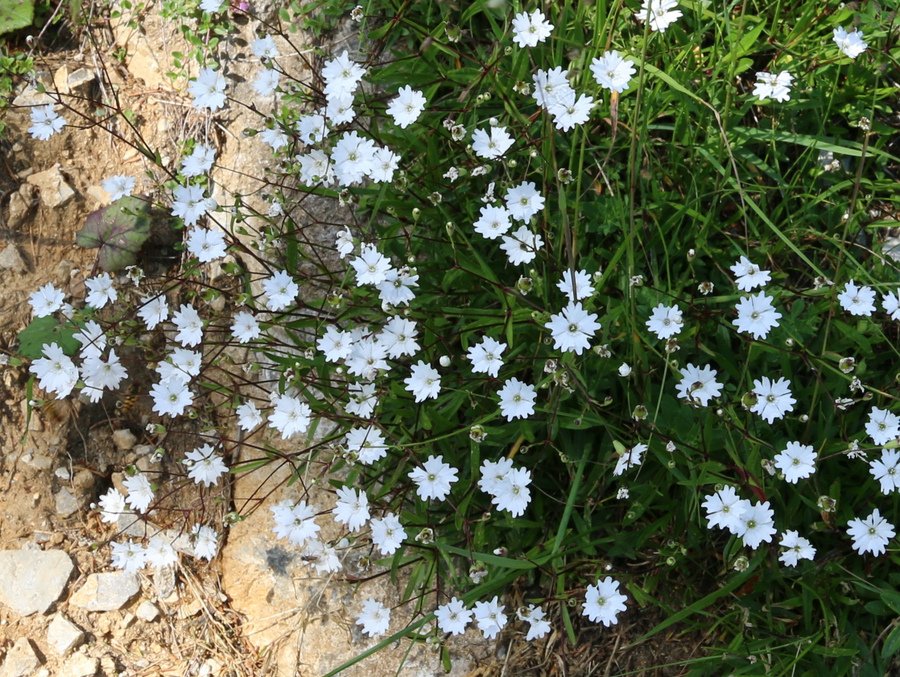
(335, 227), (354, 258)
(231, 311), (261, 343)
(123, 473), (155, 513)
(262, 270), (299, 311)
(29, 343), (79, 399)
(172, 304), (203, 347)
(882, 290), (900, 321)
(344, 426), (389, 464)
(200, 0), (224, 12)
(171, 184), (217, 226)
(74, 320), (106, 358)
(675, 363), (722, 407)
(735, 500), (776, 549)
(404, 361), (441, 402)
(471, 126), (514, 160)
(779, 530), (816, 567)
(297, 111), (330, 145)
(345, 336), (389, 380)
(236, 400), (264, 431)
(268, 394), (311, 438)
(497, 378), (537, 421)
(590, 51), (636, 93)
(547, 90), (593, 132)
(613, 443), (646, 476)
(368, 147), (400, 184)
(645, 303), (683, 340)
(271, 499), (320, 546)
(251, 35), (279, 59)
(752, 71), (793, 103)
(304, 539), (341, 574)
(181, 144), (216, 177)
(518, 605), (551, 640)
(702, 486), (745, 533)
(184, 444), (228, 487)
(511, 9), (553, 48)
(478, 457), (515, 496)
(532, 67), (570, 108)
(435, 597), (472, 636)
(110, 540), (147, 573)
(473, 204), (512, 239)
(332, 131), (376, 185)
(29, 105), (66, 140)
(409, 455), (458, 501)
(356, 599), (390, 637)
(30, 283), (65, 318)
(866, 406), (899, 446)
(189, 67), (227, 111)
(472, 596), (507, 639)
(833, 27), (867, 59)
(192, 524), (218, 560)
(545, 302), (602, 355)
(730, 256), (771, 291)
(557, 269), (595, 302)
(773, 441), (816, 483)
(321, 50), (366, 98)
(101, 175), (135, 201)
(333, 486), (370, 532)
(500, 226), (544, 265)
(733, 291), (782, 340)
(847, 508), (895, 556)
(467, 336), (507, 378)
(96, 487), (128, 524)
(146, 536), (178, 569)
(260, 126), (289, 150)
(583, 577), (627, 626)
(138, 295), (169, 329)
(386, 86), (426, 128)
(634, 0), (682, 33)
(186, 227), (227, 263)
(85, 273), (117, 309)
(150, 378), (193, 416)
(618, 363), (632, 377)
(299, 149), (334, 185)
(351, 244), (392, 286)
(370, 512), (406, 556)
(750, 376), (795, 424)
(837, 280), (876, 316)
(491, 466), (532, 517)
(81, 350), (127, 402)
(869, 449), (900, 495)
(346, 382), (378, 418)
(505, 181), (545, 222)
(377, 269), (419, 309)
(252, 69), (280, 98)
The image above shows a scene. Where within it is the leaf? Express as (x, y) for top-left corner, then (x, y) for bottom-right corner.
(17, 317), (80, 359)
(76, 197), (153, 272)
(882, 623), (900, 661)
(0, 0), (34, 36)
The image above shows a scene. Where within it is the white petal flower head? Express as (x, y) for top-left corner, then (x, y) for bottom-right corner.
(268, 394), (311, 438)
(172, 303), (204, 347)
(473, 204), (513, 240)
(85, 273), (118, 309)
(101, 175), (135, 201)
(519, 604), (551, 641)
(139, 295), (169, 330)
(29, 342), (79, 399)
(332, 131), (377, 185)
(773, 441), (817, 483)
(583, 577), (627, 626)
(378, 268), (419, 308)
(271, 499), (320, 546)
(351, 243), (392, 286)
(145, 536), (179, 569)
(590, 50), (636, 93)
(435, 597), (472, 636)
(882, 290), (900, 321)
(370, 512), (406, 556)
(733, 291), (782, 340)
(532, 67), (571, 108)
(386, 86), (426, 128)
(548, 90), (594, 132)
(346, 381), (378, 418)
(498, 378), (537, 421)
(29, 105), (66, 140)
(344, 426), (389, 464)
(333, 486), (370, 532)
(186, 227), (227, 263)
(645, 303), (683, 340)
(368, 146), (400, 184)
(96, 487), (128, 524)
(478, 457), (515, 496)
(472, 596), (507, 639)
(511, 9), (553, 48)
(735, 500), (776, 549)
(192, 524), (218, 560)
(866, 406), (899, 446)
(74, 320), (107, 359)
(181, 144), (216, 178)
(356, 598), (391, 638)
(837, 279), (876, 316)
(730, 256), (771, 292)
(467, 336), (507, 378)
(335, 227), (355, 259)
(750, 376), (795, 424)
(702, 486), (746, 533)
(869, 449), (900, 495)
(231, 311), (261, 343)
(675, 363), (722, 407)
(305, 539), (342, 574)
(404, 361), (442, 403)
(752, 70), (793, 102)
(613, 443), (647, 476)
(236, 400), (264, 431)
(500, 226), (544, 265)
(505, 181), (545, 222)
(30, 283), (65, 318)
(321, 50), (366, 98)
(472, 126), (514, 160)
(833, 26), (867, 59)
(189, 67), (227, 111)
(557, 269), (595, 302)
(779, 530), (816, 567)
(110, 540), (147, 573)
(345, 336), (389, 380)
(123, 473), (155, 513)
(634, 0), (682, 33)
(491, 466), (532, 517)
(150, 378), (193, 417)
(262, 270), (299, 311)
(847, 508), (895, 556)
(409, 455), (458, 501)
(184, 444), (228, 487)
(171, 184), (217, 226)
(545, 302), (602, 355)
(251, 34), (279, 60)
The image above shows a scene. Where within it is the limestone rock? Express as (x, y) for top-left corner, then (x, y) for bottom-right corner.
(6, 184), (38, 229)
(135, 600), (159, 622)
(12, 83), (54, 107)
(112, 428), (137, 451)
(46, 613), (85, 655)
(67, 68), (96, 93)
(70, 572), (140, 611)
(54, 488), (80, 517)
(53, 66), (70, 94)
(0, 244), (28, 273)
(0, 638), (42, 677)
(59, 652), (97, 677)
(26, 165), (76, 209)
(0, 549), (74, 615)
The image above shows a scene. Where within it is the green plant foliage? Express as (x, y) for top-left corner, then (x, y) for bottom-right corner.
(0, 0), (33, 36)
(75, 197), (153, 272)
(17, 316), (79, 359)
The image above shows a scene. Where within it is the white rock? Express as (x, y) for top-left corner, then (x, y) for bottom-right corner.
(12, 84), (54, 107)
(67, 68), (96, 93)
(0, 244), (28, 274)
(6, 185), (37, 229)
(59, 652), (97, 677)
(26, 165), (76, 209)
(0, 550), (75, 615)
(0, 638), (42, 677)
(135, 600), (159, 622)
(46, 613), (85, 655)
(112, 429), (137, 451)
(70, 572), (140, 611)
(54, 488), (81, 517)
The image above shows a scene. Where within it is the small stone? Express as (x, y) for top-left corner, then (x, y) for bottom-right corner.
(70, 572), (140, 611)
(119, 612), (135, 629)
(0, 550), (75, 615)
(54, 467), (72, 480)
(112, 429), (137, 451)
(59, 652), (97, 677)
(67, 68), (95, 93)
(6, 184), (37, 229)
(53, 66), (70, 94)
(26, 165), (76, 209)
(135, 600), (159, 622)
(0, 244), (28, 273)
(46, 613), (84, 655)
(21, 454), (53, 471)
(0, 638), (42, 677)
(12, 83), (53, 107)
(54, 488), (81, 518)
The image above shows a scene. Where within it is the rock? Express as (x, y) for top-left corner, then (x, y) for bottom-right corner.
(6, 185), (37, 229)
(70, 572), (140, 611)
(112, 429), (137, 451)
(59, 652), (97, 677)
(46, 614), (85, 655)
(53, 65), (70, 94)
(135, 600), (159, 622)
(67, 68), (96, 93)
(12, 83), (54, 107)
(0, 244), (28, 273)
(20, 453), (53, 471)
(0, 550), (74, 615)
(0, 638), (42, 677)
(54, 488), (81, 517)
(26, 165), (76, 209)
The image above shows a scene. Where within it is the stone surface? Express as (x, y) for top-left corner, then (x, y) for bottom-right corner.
(26, 165), (76, 208)
(0, 638), (42, 677)
(59, 652), (97, 677)
(6, 184), (38, 229)
(12, 83), (54, 107)
(67, 68), (96, 93)
(111, 428), (137, 451)
(135, 600), (159, 622)
(70, 572), (140, 611)
(0, 549), (74, 615)
(54, 488), (80, 517)
(0, 244), (28, 273)
(46, 613), (85, 655)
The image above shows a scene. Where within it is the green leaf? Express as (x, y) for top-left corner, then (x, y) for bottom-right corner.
(0, 0), (34, 36)
(17, 317), (80, 359)
(75, 197), (153, 272)
(882, 623), (900, 661)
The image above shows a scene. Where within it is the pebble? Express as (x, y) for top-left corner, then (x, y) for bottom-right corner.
(54, 487), (81, 518)
(70, 572), (140, 611)
(26, 165), (76, 209)
(59, 652), (97, 677)
(112, 428), (137, 451)
(0, 244), (28, 273)
(5, 185), (37, 229)
(46, 613), (85, 655)
(135, 600), (159, 622)
(0, 549), (75, 616)
(0, 638), (42, 677)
